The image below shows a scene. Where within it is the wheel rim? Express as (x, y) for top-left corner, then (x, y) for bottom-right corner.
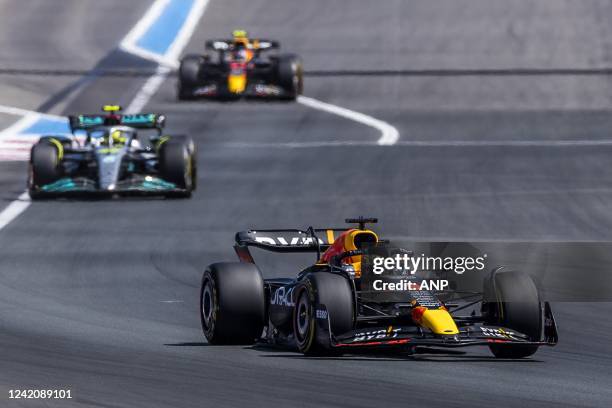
(201, 279), (214, 329)
(295, 290), (311, 341)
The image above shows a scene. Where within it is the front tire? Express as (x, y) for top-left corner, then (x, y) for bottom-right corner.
(483, 268), (542, 358)
(29, 140), (62, 199)
(293, 273), (354, 354)
(177, 55), (203, 100)
(276, 54), (303, 100)
(159, 138), (195, 198)
(200, 262), (265, 344)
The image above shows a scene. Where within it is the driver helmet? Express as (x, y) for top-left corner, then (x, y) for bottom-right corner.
(111, 129), (127, 145)
(232, 29), (249, 46)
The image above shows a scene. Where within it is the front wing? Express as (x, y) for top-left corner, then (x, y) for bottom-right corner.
(315, 302), (558, 350)
(189, 79), (292, 99)
(33, 175), (185, 197)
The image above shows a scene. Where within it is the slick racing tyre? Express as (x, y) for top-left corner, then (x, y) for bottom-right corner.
(29, 139), (63, 199)
(483, 268), (542, 358)
(293, 272), (354, 355)
(177, 55), (203, 100)
(276, 54), (303, 100)
(167, 135), (197, 190)
(159, 138), (196, 198)
(200, 262), (265, 345)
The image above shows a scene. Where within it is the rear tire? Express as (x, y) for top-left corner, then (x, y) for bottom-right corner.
(200, 262), (266, 344)
(483, 268), (542, 358)
(293, 272), (354, 354)
(177, 55), (203, 100)
(29, 140), (62, 199)
(159, 139), (195, 198)
(276, 54), (303, 100)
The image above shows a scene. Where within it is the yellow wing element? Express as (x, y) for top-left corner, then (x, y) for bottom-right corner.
(103, 105), (122, 113)
(412, 306), (459, 335)
(228, 73), (247, 94)
(232, 29), (248, 39)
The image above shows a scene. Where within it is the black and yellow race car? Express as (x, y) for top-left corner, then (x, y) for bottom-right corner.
(178, 30), (303, 100)
(28, 105), (196, 199)
(200, 218), (558, 357)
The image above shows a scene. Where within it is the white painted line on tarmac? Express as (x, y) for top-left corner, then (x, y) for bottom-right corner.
(0, 115), (39, 141)
(165, 0), (209, 64)
(393, 139), (612, 147)
(296, 96), (400, 145)
(219, 139), (612, 149)
(0, 192), (31, 232)
(122, 0), (210, 113)
(126, 66), (172, 113)
(120, 0), (177, 68)
(219, 141), (378, 149)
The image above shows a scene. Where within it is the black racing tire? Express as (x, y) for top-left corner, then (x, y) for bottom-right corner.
(293, 272), (354, 355)
(177, 55), (203, 100)
(159, 139), (195, 198)
(168, 135), (197, 190)
(276, 54), (303, 100)
(200, 262), (266, 345)
(29, 140), (62, 197)
(483, 268), (542, 358)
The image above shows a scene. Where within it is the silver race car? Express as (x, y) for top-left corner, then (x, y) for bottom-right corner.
(28, 105), (196, 199)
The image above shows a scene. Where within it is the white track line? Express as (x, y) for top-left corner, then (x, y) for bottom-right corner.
(0, 192), (31, 231)
(0, 104), (65, 121)
(120, 0), (176, 68)
(126, 66), (172, 113)
(0, 115), (39, 141)
(166, 0), (209, 63)
(217, 139), (612, 148)
(296, 96), (399, 145)
(394, 139), (612, 147)
(124, 0), (210, 113)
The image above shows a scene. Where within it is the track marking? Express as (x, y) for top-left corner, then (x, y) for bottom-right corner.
(0, 106), (68, 160)
(0, 192), (30, 231)
(218, 141), (377, 149)
(216, 138), (612, 148)
(120, 0), (209, 70)
(127, 66), (173, 113)
(394, 139), (612, 147)
(122, 0), (210, 113)
(120, 0), (176, 67)
(296, 96), (399, 145)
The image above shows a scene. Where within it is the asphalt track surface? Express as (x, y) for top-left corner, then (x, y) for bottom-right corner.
(2, 1), (612, 407)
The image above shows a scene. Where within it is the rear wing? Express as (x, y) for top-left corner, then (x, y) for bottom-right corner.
(205, 39), (279, 51)
(68, 113), (166, 132)
(234, 228), (346, 262)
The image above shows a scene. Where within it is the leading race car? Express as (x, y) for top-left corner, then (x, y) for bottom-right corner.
(178, 30), (303, 100)
(28, 105), (197, 199)
(200, 218), (558, 358)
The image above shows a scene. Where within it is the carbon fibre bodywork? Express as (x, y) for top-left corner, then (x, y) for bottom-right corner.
(229, 223), (559, 354)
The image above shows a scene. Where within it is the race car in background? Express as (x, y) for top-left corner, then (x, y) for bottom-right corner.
(200, 218), (558, 358)
(28, 105), (197, 199)
(177, 30), (303, 100)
